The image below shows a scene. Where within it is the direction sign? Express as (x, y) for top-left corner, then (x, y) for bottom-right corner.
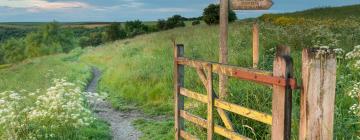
(231, 0), (273, 10)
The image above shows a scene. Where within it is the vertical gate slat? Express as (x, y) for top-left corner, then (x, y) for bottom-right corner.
(174, 44), (185, 140)
(206, 64), (214, 140)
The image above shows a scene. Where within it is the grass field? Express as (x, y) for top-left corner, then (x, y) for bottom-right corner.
(78, 19), (359, 139)
(1, 4), (360, 140)
(0, 51), (111, 139)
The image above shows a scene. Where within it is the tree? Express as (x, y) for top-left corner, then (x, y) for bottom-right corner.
(105, 22), (126, 41)
(192, 20), (201, 26)
(203, 4), (237, 25)
(166, 15), (186, 29)
(25, 22), (78, 56)
(156, 19), (167, 30)
(124, 20), (149, 37)
(156, 15), (186, 30)
(1, 38), (26, 63)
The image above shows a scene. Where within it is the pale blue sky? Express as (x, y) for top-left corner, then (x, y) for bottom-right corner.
(0, 0), (359, 22)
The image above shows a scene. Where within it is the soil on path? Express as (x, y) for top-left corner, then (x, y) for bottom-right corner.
(86, 67), (143, 140)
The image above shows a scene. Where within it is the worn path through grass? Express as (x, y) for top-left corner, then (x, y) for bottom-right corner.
(86, 67), (143, 140)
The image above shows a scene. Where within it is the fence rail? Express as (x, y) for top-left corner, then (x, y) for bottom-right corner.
(174, 44), (295, 140)
(174, 44), (337, 140)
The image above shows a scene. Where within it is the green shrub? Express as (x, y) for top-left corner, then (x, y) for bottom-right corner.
(156, 15), (186, 30)
(0, 38), (26, 64)
(125, 20), (149, 37)
(104, 23), (126, 42)
(192, 20), (201, 26)
(203, 4), (237, 25)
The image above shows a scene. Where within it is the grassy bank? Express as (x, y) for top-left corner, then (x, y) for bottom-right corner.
(0, 51), (111, 139)
(79, 19), (360, 139)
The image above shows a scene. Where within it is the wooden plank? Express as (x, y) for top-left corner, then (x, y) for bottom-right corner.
(215, 99), (272, 125)
(174, 44), (185, 140)
(216, 109), (235, 131)
(206, 64), (214, 140)
(219, 0), (229, 99)
(252, 22), (259, 69)
(180, 88), (272, 125)
(180, 110), (207, 128)
(180, 110), (250, 140)
(271, 45), (290, 140)
(196, 68), (207, 86)
(231, 0), (273, 10)
(180, 88), (207, 103)
(180, 130), (199, 140)
(177, 58), (297, 89)
(177, 58), (272, 76)
(196, 68), (235, 131)
(299, 48), (336, 140)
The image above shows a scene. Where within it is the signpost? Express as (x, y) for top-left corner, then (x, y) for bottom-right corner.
(218, 0), (273, 99)
(231, 0), (273, 10)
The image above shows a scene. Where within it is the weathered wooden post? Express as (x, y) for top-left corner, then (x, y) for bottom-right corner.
(253, 22), (259, 68)
(219, 0), (229, 99)
(174, 44), (185, 140)
(299, 48), (336, 140)
(272, 45), (293, 140)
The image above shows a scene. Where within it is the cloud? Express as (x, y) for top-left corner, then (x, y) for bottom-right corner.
(0, 0), (91, 12)
(141, 8), (195, 13)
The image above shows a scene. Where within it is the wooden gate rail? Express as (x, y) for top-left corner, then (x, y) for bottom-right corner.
(180, 88), (272, 125)
(174, 44), (294, 140)
(176, 58), (297, 89)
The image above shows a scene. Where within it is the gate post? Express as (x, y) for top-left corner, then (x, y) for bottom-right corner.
(299, 48), (336, 140)
(272, 45), (292, 140)
(174, 44), (185, 140)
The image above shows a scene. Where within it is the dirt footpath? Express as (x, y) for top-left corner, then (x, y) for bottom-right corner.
(86, 67), (142, 140)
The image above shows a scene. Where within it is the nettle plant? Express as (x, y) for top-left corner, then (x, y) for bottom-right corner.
(345, 45), (360, 117)
(0, 79), (101, 139)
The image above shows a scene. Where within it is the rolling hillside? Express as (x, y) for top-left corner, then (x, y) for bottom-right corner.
(1, 4), (360, 139)
(263, 4), (360, 19)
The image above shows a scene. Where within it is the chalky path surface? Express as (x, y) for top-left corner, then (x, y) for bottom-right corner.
(86, 68), (142, 140)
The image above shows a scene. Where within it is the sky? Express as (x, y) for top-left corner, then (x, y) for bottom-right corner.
(0, 0), (359, 22)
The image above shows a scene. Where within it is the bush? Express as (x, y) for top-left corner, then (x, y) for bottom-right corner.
(104, 23), (126, 42)
(79, 32), (104, 47)
(25, 22), (78, 56)
(192, 20), (201, 26)
(0, 38), (26, 64)
(0, 79), (102, 139)
(203, 4), (237, 25)
(156, 15), (186, 30)
(124, 20), (149, 37)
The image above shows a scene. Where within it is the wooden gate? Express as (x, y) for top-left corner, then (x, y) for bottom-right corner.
(174, 44), (297, 140)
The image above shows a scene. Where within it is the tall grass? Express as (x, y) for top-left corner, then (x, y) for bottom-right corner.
(79, 19), (360, 139)
(0, 50), (111, 139)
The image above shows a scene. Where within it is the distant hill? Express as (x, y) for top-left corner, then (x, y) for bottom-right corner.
(262, 4), (360, 19)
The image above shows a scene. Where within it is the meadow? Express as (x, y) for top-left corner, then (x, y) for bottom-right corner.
(0, 4), (360, 140)
(78, 19), (360, 139)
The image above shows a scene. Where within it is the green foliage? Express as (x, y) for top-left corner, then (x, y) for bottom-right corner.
(203, 4), (237, 25)
(156, 15), (186, 30)
(0, 51), (110, 140)
(105, 23), (126, 42)
(192, 20), (201, 26)
(133, 119), (174, 140)
(125, 20), (149, 37)
(79, 32), (104, 47)
(0, 38), (26, 63)
(0, 22), (79, 64)
(265, 4), (360, 20)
